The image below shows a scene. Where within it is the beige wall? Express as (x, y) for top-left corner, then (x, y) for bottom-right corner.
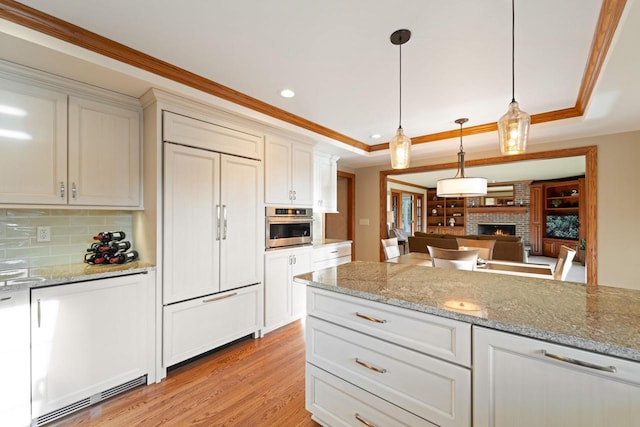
(353, 130), (640, 290)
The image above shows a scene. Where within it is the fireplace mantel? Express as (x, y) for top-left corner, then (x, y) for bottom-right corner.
(467, 207), (527, 214)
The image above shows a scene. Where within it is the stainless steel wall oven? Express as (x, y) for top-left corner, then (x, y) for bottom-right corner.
(265, 207), (313, 249)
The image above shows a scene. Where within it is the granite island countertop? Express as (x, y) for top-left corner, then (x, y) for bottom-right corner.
(294, 261), (640, 362)
(0, 261), (155, 291)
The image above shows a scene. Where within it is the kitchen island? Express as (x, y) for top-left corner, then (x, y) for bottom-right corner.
(295, 261), (640, 427)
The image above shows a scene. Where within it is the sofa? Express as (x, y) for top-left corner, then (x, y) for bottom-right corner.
(408, 232), (526, 263)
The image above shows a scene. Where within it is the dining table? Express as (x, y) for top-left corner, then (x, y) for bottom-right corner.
(386, 252), (554, 279)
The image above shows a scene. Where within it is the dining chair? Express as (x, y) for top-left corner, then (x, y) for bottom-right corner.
(382, 237), (401, 260)
(553, 245), (577, 280)
(456, 238), (496, 261)
(427, 246), (480, 271)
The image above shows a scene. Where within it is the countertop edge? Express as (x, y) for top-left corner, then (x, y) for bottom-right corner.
(296, 277), (640, 363)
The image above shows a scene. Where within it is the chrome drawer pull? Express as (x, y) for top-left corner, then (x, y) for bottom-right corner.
(541, 350), (617, 373)
(202, 292), (237, 303)
(0, 296), (12, 302)
(355, 312), (386, 324)
(355, 358), (386, 374)
(355, 413), (376, 427)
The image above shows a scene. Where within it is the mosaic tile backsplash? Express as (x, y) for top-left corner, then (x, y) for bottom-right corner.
(0, 209), (133, 268)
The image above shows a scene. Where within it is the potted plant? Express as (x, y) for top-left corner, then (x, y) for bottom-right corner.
(578, 239), (586, 265)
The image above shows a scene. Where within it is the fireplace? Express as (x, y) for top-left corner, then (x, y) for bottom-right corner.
(478, 223), (516, 236)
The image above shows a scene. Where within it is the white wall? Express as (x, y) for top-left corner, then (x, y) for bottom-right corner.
(353, 130), (640, 290)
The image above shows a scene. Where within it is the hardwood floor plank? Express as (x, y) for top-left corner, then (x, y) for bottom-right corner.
(49, 321), (320, 427)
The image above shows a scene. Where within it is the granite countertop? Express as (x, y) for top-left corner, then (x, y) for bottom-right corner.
(294, 261), (640, 362)
(0, 262), (155, 291)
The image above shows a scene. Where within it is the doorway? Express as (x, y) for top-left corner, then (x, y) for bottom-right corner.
(325, 171), (355, 259)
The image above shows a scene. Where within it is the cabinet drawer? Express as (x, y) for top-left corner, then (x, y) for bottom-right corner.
(306, 364), (436, 427)
(313, 244), (351, 262)
(163, 285), (261, 367)
(307, 287), (471, 366)
(313, 255), (351, 270)
(307, 316), (470, 427)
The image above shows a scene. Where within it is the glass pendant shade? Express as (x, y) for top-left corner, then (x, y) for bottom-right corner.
(498, 101), (530, 155)
(437, 176), (487, 198)
(390, 127), (411, 169)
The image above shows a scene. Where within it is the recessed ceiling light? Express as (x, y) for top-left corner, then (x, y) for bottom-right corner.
(370, 134), (382, 139)
(280, 89), (295, 98)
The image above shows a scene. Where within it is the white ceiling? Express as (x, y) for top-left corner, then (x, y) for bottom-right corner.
(2, 0), (640, 171)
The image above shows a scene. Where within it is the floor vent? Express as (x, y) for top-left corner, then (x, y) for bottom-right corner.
(33, 375), (147, 426)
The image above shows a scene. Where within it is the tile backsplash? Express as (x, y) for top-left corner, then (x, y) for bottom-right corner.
(0, 209), (133, 268)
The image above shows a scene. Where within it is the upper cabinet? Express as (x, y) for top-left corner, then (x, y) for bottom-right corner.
(68, 96), (141, 207)
(0, 63), (142, 208)
(265, 136), (314, 207)
(314, 152), (339, 213)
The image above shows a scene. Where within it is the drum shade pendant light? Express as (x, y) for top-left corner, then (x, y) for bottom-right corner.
(389, 29), (411, 169)
(498, 0), (530, 155)
(437, 118), (487, 197)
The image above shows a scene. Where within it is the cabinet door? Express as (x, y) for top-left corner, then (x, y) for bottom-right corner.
(264, 250), (292, 330)
(164, 143), (220, 304)
(314, 152), (338, 212)
(529, 185), (543, 255)
(291, 144), (314, 206)
(264, 137), (293, 205)
(0, 79), (67, 204)
(473, 327), (640, 427)
(220, 154), (263, 291)
(290, 247), (313, 318)
(68, 96), (141, 207)
(31, 274), (150, 419)
(0, 289), (30, 427)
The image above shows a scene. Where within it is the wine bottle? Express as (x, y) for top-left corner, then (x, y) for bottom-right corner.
(106, 250), (139, 264)
(109, 240), (131, 252)
(84, 252), (107, 264)
(93, 231), (126, 243)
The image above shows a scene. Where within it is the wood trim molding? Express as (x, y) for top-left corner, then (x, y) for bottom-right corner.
(0, 0), (369, 151)
(0, 0), (625, 154)
(467, 207), (528, 214)
(379, 146), (598, 285)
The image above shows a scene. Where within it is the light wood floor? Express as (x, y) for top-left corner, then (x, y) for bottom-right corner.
(51, 321), (320, 427)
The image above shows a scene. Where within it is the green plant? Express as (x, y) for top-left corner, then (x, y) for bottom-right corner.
(579, 239), (586, 250)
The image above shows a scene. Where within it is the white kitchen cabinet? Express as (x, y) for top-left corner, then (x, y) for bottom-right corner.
(0, 65), (142, 208)
(163, 285), (262, 366)
(31, 273), (153, 422)
(313, 152), (339, 213)
(0, 289), (30, 427)
(313, 241), (351, 270)
(163, 142), (263, 304)
(306, 287), (471, 427)
(265, 136), (314, 207)
(473, 326), (640, 427)
(264, 246), (313, 333)
(0, 78), (67, 205)
(68, 96), (141, 206)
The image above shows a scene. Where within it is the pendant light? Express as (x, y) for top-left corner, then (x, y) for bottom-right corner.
(389, 29), (411, 169)
(436, 118), (487, 197)
(498, 0), (530, 155)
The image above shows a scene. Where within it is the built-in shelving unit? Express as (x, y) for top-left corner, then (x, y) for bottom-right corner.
(426, 189), (466, 235)
(530, 178), (585, 259)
